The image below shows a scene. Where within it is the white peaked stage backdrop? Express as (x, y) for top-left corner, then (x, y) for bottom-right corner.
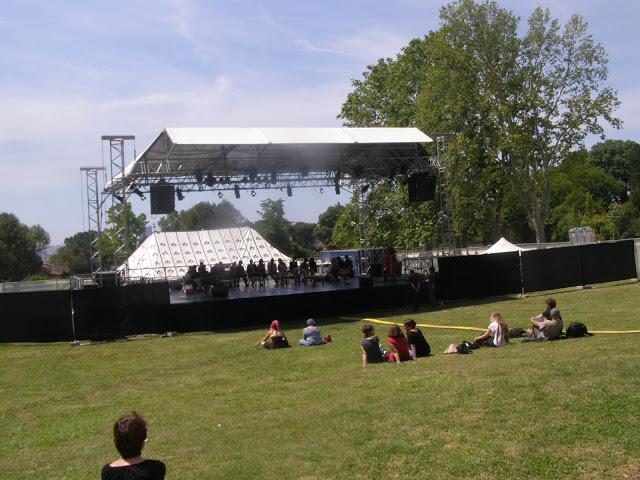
(119, 228), (291, 281)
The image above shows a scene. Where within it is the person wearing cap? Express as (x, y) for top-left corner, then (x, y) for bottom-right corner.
(526, 307), (563, 341)
(299, 318), (324, 346)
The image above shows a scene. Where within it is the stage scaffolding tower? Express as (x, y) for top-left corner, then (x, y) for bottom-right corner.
(102, 135), (135, 281)
(81, 167), (105, 274)
(435, 134), (456, 255)
(358, 183), (372, 275)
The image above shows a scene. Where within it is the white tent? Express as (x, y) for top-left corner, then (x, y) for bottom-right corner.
(482, 237), (524, 255)
(118, 227), (291, 281)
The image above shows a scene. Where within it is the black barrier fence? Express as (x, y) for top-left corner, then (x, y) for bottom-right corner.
(0, 283), (170, 343)
(438, 251), (522, 301)
(440, 240), (637, 301)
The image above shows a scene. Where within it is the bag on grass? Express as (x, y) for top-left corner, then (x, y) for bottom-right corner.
(565, 322), (589, 338)
(456, 343), (471, 354)
(509, 327), (527, 338)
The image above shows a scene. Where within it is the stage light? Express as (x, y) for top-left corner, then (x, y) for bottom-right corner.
(287, 184), (292, 197)
(334, 170), (341, 186)
(206, 172), (215, 187)
(234, 185), (240, 198)
(195, 169), (203, 183)
(176, 188), (184, 201)
(218, 191), (223, 198)
(251, 190), (256, 197)
(132, 187), (146, 200)
(320, 188), (324, 194)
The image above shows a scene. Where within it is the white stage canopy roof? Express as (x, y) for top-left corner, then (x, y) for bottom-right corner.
(105, 127), (435, 194)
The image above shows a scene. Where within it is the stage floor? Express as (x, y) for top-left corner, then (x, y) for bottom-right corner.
(170, 276), (398, 304)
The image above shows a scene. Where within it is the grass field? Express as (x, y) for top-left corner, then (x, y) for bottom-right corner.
(1, 281), (639, 479)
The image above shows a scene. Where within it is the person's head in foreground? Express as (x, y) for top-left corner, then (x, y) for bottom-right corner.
(387, 324), (404, 338)
(550, 308), (560, 320)
(113, 411), (147, 459)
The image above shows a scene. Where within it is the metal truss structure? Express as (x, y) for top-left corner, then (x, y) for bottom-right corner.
(89, 128), (454, 280)
(80, 167), (105, 274)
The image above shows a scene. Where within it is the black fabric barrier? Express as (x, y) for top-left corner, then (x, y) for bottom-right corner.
(73, 283), (170, 340)
(521, 246), (582, 293)
(0, 290), (72, 342)
(581, 240), (637, 285)
(438, 252), (521, 300)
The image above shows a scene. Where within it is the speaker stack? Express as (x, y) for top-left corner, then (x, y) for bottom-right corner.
(408, 173), (436, 202)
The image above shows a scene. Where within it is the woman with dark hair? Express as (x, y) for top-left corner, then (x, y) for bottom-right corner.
(386, 324), (412, 363)
(474, 312), (510, 347)
(403, 318), (431, 359)
(360, 325), (384, 366)
(101, 411), (166, 479)
(256, 320), (290, 349)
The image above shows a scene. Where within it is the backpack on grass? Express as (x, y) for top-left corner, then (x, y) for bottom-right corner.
(565, 322), (590, 338)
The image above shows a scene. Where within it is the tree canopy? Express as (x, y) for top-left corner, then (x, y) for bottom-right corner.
(339, 0), (621, 244)
(158, 200), (248, 232)
(0, 213), (43, 281)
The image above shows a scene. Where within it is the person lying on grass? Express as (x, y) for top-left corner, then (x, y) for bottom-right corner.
(102, 411), (166, 480)
(403, 318), (431, 358)
(386, 323), (412, 363)
(474, 312), (510, 347)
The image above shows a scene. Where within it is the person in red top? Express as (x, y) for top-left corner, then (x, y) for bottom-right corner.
(386, 324), (412, 363)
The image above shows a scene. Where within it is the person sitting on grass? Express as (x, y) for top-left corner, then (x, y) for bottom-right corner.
(256, 320), (290, 349)
(474, 312), (510, 347)
(299, 318), (324, 346)
(403, 318), (431, 358)
(531, 297), (562, 324)
(524, 308), (563, 343)
(360, 325), (384, 366)
(386, 323), (412, 363)
(101, 411), (166, 480)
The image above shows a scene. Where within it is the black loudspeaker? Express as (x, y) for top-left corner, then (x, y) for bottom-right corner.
(408, 173), (437, 202)
(150, 185), (175, 214)
(95, 271), (120, 288)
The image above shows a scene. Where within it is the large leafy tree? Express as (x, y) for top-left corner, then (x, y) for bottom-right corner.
(339, 0), (621, 245)
(314, 204), (345, 247)
(158, 200), (248, 231)
(588, 140), (640, 196)
(253, 199), (293, 255)
(0, 213), (43, 281)
(101, 203), (147, 269)
(48, 231), (93, 274)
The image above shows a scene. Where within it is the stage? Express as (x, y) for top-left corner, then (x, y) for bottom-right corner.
(0, 276), (415, 342)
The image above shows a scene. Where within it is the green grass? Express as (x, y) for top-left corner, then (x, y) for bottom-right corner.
(1, 281), (639, 479)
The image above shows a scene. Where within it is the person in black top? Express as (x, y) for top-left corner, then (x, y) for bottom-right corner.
(101, 411), (166, 480)
(403, 318), (431, 359)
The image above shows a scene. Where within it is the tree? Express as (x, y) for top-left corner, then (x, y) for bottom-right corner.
(339, 0), (621, 244)
(589, 140), (640, 196)
(101, 203), (147, 268)
(314, 204), (345, 246)
(158, 200), (248, 231)
(253, 199), (293, 255)
(28, 225), (50, 255)
(0, 213), (42, 281)
(48, 231), (93, 274)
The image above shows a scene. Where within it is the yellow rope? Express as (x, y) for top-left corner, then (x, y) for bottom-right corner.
(348, 317), (640, 335)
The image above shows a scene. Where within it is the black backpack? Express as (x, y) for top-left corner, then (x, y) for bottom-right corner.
(565, 322), (589, 338)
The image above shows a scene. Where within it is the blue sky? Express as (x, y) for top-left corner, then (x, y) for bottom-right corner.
(1, 0), (638, 245)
